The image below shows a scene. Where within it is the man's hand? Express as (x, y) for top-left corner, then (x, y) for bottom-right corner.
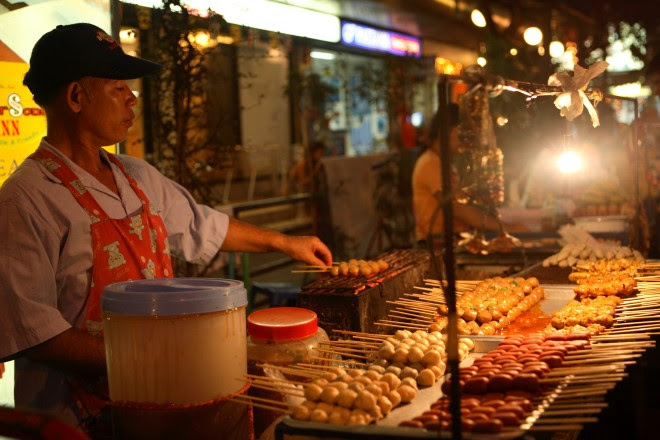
(221, 218), (333, 266)
(279, 235), (333, 267)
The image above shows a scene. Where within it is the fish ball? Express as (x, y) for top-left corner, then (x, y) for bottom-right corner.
(304, 384), (323, 401)
(395, 330), (408, 340)
(339, 374), (353, 383)
(408, 346), (425, 364)
(368, 365), (386, 375)
(378, 395), (393, 415)
(364, 370), (382, 381)
(430, 364), (445, 378)
(310, 408), (329, 423)
(313, 378), (329, 388)
(387, 390), (402, 407)
(385, 366), (402, 377)
(416, 369), (436, 387)
(400, 376), (418, 390)
(321, 372), (338, 382)
(347, 369), (364, 378)
(393, 348), (410, 364)
(381, 372), (401, 390)
(400, 367), (418, 380)
(328, 408), (348, 425)
(302, 400), (316, 410)
(397, 384), (417, 403)
(372, 358), (389, 368)
(337, 389), (358, 408)
(347, 414), (367, 426)
(348, 382), (365, 393)
(327, 381), (349, 391)
(376, 380), (390, 395)
(329, 367), (347, 377)
(320, 386), (340, 404)
(355, 390), (378, 411)
(365, 384), (383, 398)
(422, 350), (442, 367)
(378, 344), (395, 360)
(292, 404), (311, 421)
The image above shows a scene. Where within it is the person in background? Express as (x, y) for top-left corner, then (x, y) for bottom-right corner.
(287, 141), (325, 195)
(412, 104), (517, 243)
(0, 23), (332, 433)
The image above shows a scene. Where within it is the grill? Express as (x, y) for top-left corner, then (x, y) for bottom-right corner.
(298, 249), (430, 336)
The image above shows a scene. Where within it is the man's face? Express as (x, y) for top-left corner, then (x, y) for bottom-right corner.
(79, 77), (137, 146)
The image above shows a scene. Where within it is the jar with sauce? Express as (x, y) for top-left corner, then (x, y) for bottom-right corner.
(246, 307), (328, 436)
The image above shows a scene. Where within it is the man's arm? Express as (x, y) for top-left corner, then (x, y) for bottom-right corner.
(220, 218), (333, 267)
(22, 328), (106, 377)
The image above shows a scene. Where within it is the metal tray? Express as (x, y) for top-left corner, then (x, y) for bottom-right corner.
(272, 285), (576, 439)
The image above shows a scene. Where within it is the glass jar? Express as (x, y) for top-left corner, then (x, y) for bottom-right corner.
(246, 307), (328, 436)
(247, 307), (328, 371)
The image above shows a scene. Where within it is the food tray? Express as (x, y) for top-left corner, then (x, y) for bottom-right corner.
(273, 285), (577, 439)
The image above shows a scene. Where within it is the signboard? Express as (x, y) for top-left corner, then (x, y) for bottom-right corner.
(340, 21), (421, 57)
(0, 61), (47, 185)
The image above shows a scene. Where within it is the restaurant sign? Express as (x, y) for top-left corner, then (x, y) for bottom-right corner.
(0, 61), (46, 185)
(340, 21), (421, 57)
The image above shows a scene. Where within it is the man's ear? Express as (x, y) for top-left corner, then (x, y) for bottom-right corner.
(65, 82), (85, 113)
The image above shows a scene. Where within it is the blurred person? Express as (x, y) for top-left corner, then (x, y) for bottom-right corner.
(0, 23), (332, 433)
(412, 104), (516, 243)
(287, 141), (325, 194)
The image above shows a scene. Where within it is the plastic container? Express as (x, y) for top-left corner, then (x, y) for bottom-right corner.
(247, 307), (328, 369)
(101, 278), (248, 405)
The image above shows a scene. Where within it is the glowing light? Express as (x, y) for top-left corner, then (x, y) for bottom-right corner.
(193, 31), (211, 47)
(477, 57), (487, 67)
(523, 26), (543, 46)
(510, 48), (518, 56)
(537, 46), (545, 56)
(471, 9), (487, 28)
(496, 116), (508, 126)
(216, 35), (235, 45)
(310, 50), (336, 60)
(411, 112), (423, 127)
(557, 150), (582, 174)
(609, 82), (651, 98)
(549, 40), (565, 58)
(119, 28), (137, 43)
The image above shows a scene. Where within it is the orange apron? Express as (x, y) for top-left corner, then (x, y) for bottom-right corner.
(30, 147), (173, 429)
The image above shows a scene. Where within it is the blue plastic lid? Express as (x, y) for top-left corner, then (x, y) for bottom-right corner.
(101, 278), (247, 317)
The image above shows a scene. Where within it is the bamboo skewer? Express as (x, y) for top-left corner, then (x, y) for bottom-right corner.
(533, 417), (599, 424)
(233, 393), (291, 408)
(244, 374), (308, 387)
(537, 408), (604, 416)
(526, 424), (584, 431)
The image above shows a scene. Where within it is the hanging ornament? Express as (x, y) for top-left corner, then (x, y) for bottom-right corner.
(548, 61), (608, 127)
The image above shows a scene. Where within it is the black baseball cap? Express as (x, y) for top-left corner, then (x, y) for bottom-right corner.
(24, 23), (162, 103)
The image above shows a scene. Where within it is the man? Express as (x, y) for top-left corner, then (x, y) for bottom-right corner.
(412, 104), (504, 243)
(0, 23), (332, 429)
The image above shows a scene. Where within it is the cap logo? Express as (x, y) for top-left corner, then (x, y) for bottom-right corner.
(95, 30), (119, 50)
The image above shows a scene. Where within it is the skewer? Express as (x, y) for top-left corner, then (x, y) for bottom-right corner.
(332, 330), (387, 339)
(244, 374), (308, 386)
(232, 396), (292, 414)
(546, 402), (608, 409)
(526, 424), (584, 431)
(247, 382), (304, 397)
(374, 321), (429, 330)
(561, 355), (640, 366)
(256, 364), (319, 378)
(290, 269), (329, 273)
(537, 408), (604, 416)
(533, 417), (599, 424)
(233, 393), (291, 408)
(309, 356), (367, 366)
(315, 348), (370, 359)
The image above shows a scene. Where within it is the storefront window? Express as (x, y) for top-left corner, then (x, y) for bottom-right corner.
(310, 51), (388, 156)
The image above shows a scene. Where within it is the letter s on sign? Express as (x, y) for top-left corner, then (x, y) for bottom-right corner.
(8, 93), (23, 118)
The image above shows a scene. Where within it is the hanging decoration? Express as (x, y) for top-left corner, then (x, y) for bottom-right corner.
(548, 61), (609, 127)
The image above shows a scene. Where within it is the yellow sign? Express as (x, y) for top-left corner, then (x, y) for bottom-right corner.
(0, 61), (117, 186)
(0, 61), (47, 185)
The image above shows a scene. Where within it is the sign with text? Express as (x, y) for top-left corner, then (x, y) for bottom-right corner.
(0, 61), (47, 185)
(340, 21), (421, 57)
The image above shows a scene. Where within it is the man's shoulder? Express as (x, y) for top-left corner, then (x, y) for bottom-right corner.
(0, 159), (49, 203)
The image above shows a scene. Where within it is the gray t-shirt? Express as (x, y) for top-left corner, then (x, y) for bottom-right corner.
(0, 139), (229, 423)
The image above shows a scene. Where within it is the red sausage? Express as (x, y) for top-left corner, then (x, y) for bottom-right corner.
(472, 419), (503, 433)
(498, 404), (526, 419)
(539, 355), (563, 368)
(520, 366), (546, 378)
(492, 411), (522, 426)
(471, 406), (497, 416)
(488, 373), (514, 392)
(506, 390), (536, 401)
(482, 392), (506, 402)
(413, 415), (439, 424)
(512, 373), (540, 393)
(494, 355), (519, 365)
(423, 409), (449, 419)
(497, 344), (520, 352)
(464, 413), (489, 423)
(461, 418), (476, 431)
(424, 420), (450, 431)
(481, 399), (506, 409)
(464, 376), (489, 394)
(399, 420), (424, 428)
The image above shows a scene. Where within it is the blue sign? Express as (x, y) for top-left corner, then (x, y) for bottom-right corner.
(340, 21), (421, 57)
